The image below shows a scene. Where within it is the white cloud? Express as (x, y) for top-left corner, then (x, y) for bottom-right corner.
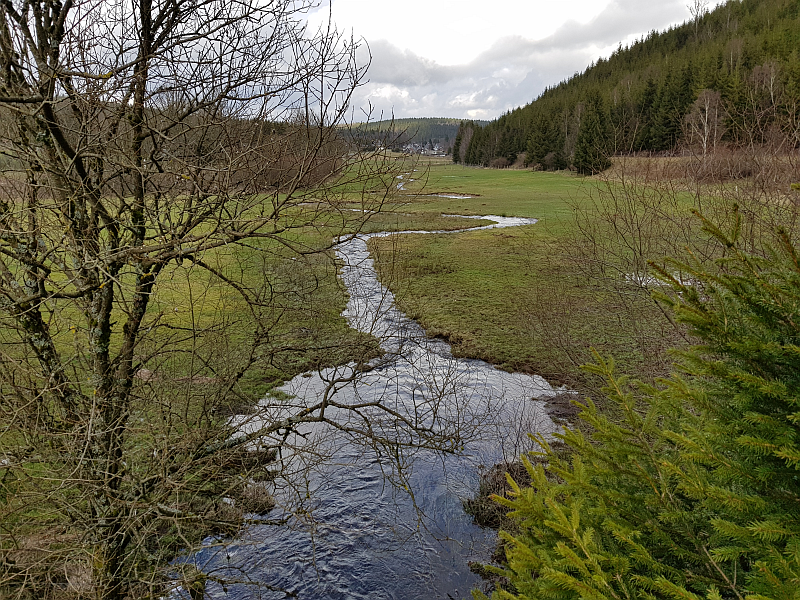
(308, 0), (612, 66)
(312, 0), (726, 119)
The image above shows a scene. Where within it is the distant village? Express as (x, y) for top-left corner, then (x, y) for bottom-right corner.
(354, 117), (461, 157)
(402, 141), (448, 156)
(364, 139), (450, 156)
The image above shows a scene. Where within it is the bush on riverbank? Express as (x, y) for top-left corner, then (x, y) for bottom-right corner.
(475, 211), (800, 600)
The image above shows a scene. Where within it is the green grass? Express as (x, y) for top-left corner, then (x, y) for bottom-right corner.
(0, 158), (701, 399)
(0, 157), (600, 586)
(0, 196), (496, 409)
(398, 159), (590, 227)
(0, 197), (499, 554)
(150, 210), (493, 399)
(369, 162), (690, 390)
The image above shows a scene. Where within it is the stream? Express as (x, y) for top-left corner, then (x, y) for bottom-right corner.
(188, 215), (561, 599)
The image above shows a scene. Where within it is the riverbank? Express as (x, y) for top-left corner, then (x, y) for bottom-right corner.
(127, 208), (498, 402)
(369, 161), (692, 394)
(0, 193), (500, 597)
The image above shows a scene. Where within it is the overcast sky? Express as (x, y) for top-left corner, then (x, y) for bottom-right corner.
(306, 0), (724, 120)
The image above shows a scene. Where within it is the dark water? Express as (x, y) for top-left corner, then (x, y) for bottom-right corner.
(185, 216), (560, 599)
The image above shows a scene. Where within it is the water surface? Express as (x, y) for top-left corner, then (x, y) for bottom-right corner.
(191, 216), (559, 599)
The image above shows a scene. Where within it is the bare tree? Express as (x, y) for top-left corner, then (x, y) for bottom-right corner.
(0, 1), (462, 598)
(684, 89), (724, 158)
(688, 0), (709, 41)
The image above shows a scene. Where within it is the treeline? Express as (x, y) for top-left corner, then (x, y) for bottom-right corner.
(454, 0), (800, 173)
(351, 117), (487, 149)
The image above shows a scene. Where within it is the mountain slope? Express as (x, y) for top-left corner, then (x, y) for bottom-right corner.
(454, 0), (800, 171)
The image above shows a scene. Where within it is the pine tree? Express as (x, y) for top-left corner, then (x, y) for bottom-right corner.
(452, 125), (463, 163)
(551, 121), (568, 170)
(450, 0), (800, 164)
(573, 91), (612, 175)
(651, 64), (695, 151)
(655, 214), (800, 598)
(479, 212), (800, 600)
(635, 78), (658, 151)
(466, 126), (484, 165)
(499, 124), (516, 164)
(526, 115), (549, 168)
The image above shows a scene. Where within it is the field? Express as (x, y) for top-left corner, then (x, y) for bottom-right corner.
(0, 174), (495, 408)
(0, 172), (503, 578)
(101, 209), (497, 398)
(396, 157), (589, 225)
(370, 158), (705, 390)
(0, 154), (748, 404)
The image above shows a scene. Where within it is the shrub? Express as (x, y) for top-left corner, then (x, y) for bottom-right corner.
(490, 157), (512, 169)
(479, 211), (800, 600)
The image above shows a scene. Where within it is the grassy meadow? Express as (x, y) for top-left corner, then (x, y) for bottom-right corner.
(0, 154), (732, 403)
(112, 206), (498, 402)
(0, 179), (501, 559)
(395, 157), (588, 225)
(0, 175), (494, 411)
(370, 158), (710, 390)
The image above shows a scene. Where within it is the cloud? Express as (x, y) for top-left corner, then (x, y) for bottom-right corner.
(359, 41), (454, 87)
(349, 0), (717, 119)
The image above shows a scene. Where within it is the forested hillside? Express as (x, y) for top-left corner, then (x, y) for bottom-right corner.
(352, 117), (487, 150)
(454, 0), (800, 173)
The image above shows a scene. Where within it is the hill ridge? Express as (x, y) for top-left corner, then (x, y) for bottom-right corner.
(453, 0), (800, 172)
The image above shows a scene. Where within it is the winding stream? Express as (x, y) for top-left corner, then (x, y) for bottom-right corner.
(190, 216), (561, 599)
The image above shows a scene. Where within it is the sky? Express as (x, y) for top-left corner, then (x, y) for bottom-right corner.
(306, 0), (724, 120)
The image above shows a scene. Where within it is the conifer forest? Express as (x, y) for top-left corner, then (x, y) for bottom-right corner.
(453, 0), (800, 173)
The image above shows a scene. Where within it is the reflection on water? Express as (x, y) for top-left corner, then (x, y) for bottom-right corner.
(187, 216), (560, 599)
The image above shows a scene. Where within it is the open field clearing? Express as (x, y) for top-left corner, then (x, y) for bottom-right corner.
(0, 198), (493, 402)
(396, 157), (589, 225)
(370, 156), (798, 391)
